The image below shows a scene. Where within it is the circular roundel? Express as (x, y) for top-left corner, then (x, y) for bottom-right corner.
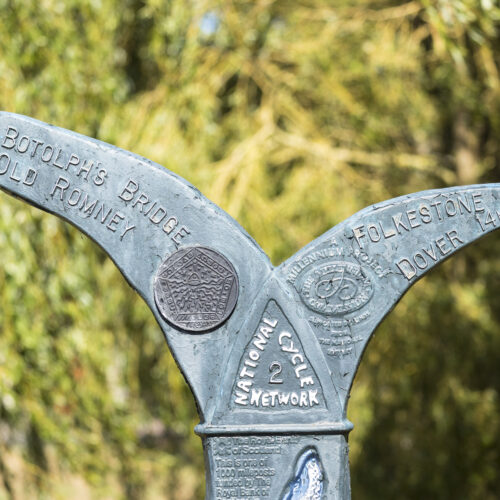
(154, 246), (239, 332)
(300, 261), (373, 315)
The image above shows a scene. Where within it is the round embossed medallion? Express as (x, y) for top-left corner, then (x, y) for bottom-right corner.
(300, 261), (373, 315)
(154, 246), (239, 332)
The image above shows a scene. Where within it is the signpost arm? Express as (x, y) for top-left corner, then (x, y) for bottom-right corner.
(0, 112), (272, 416)
(1, 113), (500, 499)
(280, 185), (500, 411)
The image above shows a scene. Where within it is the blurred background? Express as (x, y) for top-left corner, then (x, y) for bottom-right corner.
(0, 0), (500, 498)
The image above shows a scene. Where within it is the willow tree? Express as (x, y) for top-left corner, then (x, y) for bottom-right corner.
(0, 0), (499, 498)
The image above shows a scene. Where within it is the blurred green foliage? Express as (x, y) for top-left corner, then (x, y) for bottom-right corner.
(0, 0), (500, 498)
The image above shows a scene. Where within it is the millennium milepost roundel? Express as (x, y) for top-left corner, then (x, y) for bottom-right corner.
(300, 261), (373, 315)
(154, 246), (239, 332)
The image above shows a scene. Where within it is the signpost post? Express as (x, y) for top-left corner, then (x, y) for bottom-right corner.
(0, 112), (498, 499)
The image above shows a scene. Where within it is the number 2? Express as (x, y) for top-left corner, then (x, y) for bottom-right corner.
(269, 362), (283, 384)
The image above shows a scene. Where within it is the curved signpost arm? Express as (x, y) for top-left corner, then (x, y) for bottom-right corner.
(0, 112), (498, 500)
(279, 185), (500, 411)
(0, 112), (273, 416)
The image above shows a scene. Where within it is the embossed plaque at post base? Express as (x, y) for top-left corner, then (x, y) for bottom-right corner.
(1, 112), (499, 499)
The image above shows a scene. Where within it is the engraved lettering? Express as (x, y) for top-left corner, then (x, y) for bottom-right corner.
(8, 162), (21, 182)
(250, 389), (262, 406)
(52, 148), (65, 169)
(79, 194), (98, 216)
(132, 193), (149, 211)
(232, 303), (324, 410)
(379, 220), (397, 238)
(300, 376), (314, 388)
(237, 380), (252, 393)
(163, 216), (177, 234)
(249, 350), (260, 361)
(413, 252), (427, 269)
(0, 127), (107, 186)
(2, 126), (18, 149)
(445, 199), (457, 216)
(93, 167), (107, 186)
(173, 225), (190, 245)
(269, 391), (278, 406)
(23, 168), (37, 186)
(67, 188), (82, 206)
(476, 215), (486, 232)
(447, 230), (464, 247)
(259, 326), (272, 338)
(117, 179), (190, 243)
(309, 390), (319, 405)
(406, 209), (420, 228)
(263, 318), (278, 327)
(397, 230), (464, 280)
(457, 194), (472, 214)
(253, 332), (269, 351)
(281, 340), (299, 354)
(294, 364), (307, 378)
(430, 200), (443, 220)
(144, 201), (156, 216)
(120, 222), (136, 241)
(278, 392), (290, 405)
(0, 155), (38, 186)
(484, 210), (496, 229)
(240, 366), (255, 379)
(286, 247), (344, 284)
(396, 258), (416, 280)
(119, 179), (139, 202)
(353, 225), (365, 247)
(419, 204), (432, 223)
(234, 392), (248, 406)
(150, 207), (167, 224)
(50, 176), (70, 199)
(94, 204), (112, 224)
(30, 139), (43, 158)
(435, 236), (450, 255)
(248, 388), (320, 408)
(16, 136), (30, 154)
(0, 153), (10, 174)
(77, 159), (93, 180)
(106, 212), (125, 232)
(268, 362), (283, 384)
(66, 153), (80, 171)
(299, 392), (308, 407)
(367, 223), (381, 242)
(392, 213), (409, 234)
(278, 331), (291, 345)
(422, 245), (438, 262)
(472, 192), (485, 213)
(41, 145), (54, 162)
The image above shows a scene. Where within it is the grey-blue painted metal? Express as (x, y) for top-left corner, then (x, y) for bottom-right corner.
(0, 112), (498, 499)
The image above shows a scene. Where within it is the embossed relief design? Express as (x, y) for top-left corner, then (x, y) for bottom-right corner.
(6, 113), (500, 500)
(0, 122), (193, 246)
(154, 246), (238, 332)
(349, 191), (485, 281)
(232, 300), (325, 410)
(300, 261), (373, 315)
(287, 247), (378, 360)
(212, 435), (301, 499)
(281, 449), (324, 500)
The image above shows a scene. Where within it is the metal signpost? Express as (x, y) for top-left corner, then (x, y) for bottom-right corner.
(0, 112), (498, 499)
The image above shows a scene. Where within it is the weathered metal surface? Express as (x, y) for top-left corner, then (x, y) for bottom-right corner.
(0, 112), (499, 499)
(154, 246), (239, 332)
